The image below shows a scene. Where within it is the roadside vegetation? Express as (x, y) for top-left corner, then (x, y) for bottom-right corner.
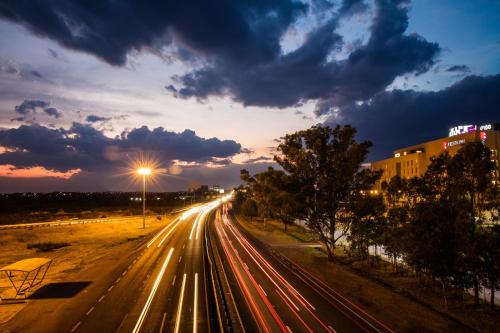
(235, 125), (500, 315)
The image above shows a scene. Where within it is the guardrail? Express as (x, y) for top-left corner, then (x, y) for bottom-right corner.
(204, 210), (245, 333)
(0, 216), (142, 230)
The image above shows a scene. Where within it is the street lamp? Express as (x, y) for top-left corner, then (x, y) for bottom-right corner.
(137, 167), (152, 228)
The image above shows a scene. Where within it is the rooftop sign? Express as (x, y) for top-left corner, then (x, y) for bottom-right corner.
(448, 125), (476, 137)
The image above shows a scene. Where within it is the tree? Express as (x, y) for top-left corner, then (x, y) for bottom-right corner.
(347, 193), (385, 261)
(275, 125), (380, 261)
(477, 225), (500, 310)
(240, 167), (301, 231)
(240, 198), (258, 220)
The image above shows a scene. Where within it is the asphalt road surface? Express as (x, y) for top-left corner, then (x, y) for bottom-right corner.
(208, 206), (395, 333)
(1, 198), (393, 333)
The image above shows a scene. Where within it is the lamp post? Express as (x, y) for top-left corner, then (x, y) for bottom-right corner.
(137, 167), (151, 228)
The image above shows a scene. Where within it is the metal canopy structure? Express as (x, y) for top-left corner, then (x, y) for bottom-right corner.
(0, 258), (52, 299)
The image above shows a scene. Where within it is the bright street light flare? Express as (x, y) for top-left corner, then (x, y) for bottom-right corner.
(137, 167), (152, 176)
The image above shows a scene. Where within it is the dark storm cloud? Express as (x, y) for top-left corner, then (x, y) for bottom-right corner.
(0, 0), (306, 66)
(12, 99), (62, 122)
(172, 0), (440, 112)
(86, 115), (110, 123)
(0, 123), (242, 172)
(324, 74), (500, 160)
(1, 1), (439, 112)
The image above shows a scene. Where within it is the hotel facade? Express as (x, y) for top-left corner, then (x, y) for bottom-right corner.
(370, 123), (500, 190)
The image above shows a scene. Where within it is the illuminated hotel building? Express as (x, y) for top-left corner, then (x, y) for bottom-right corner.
(370, 123), (500, 189)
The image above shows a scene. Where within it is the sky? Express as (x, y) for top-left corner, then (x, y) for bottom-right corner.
(0, 0), (499, 192)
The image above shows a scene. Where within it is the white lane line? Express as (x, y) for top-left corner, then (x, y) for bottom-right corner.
(98, 295), (105, 303)
(286, 326), (293, 333)
(107, 285), (114, 292)
(178, 256), (182, 263)
(174, 273), (188, 333)
(132, 248), (175, 333)
(193, 273), (198, 333)
(160, 312), (167, 333)
(86, 306), (94, 316)
(328, 325), (337, 333)
(172, 275), (177, 286)
(115, 277), (121, 283)
(70, 321), (81, 332)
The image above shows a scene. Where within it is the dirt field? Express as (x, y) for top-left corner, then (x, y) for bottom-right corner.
(235, 215), (490, 333)
(0, 215), (169, 301)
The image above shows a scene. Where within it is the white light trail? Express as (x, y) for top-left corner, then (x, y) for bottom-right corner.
(174, 273), (188, 333)
(193, 273), (199, 333)
(132, 248), (174, 333)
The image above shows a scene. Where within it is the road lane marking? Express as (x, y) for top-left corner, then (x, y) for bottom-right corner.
(98, 295), (105, 303)
(328, 325), (337, 333)
(107, 285), (114, 292)
(160, 312), (167, 333)
(179, 256), (182, 263)
(70, 321), (81, 332)
(193, 273), (198, 333)
(132, 248), (174, 333)
(174, 273), (187, 333)
(286, 326), (292, 333)
(86, 306), (94, 316)
(172, 275), (177, 286)
(115, 277), (121, 283)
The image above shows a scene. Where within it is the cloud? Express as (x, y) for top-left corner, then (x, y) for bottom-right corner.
(1, 1), (439, 113)
(324, 74), (500, 160)
(242, 156), (273, 164)
(445, 65), (470, 75)
(86, 115), (111, 123)
(170, 0), (439, 113)
(0, 123), (242, 173)
(0, 60), (20, 77)
(0, 0), (306, 66)
(48, 48), (58, 58)
(11, 99), (62, 122)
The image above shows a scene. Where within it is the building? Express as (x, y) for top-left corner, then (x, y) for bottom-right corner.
(370, 123), (500, 189)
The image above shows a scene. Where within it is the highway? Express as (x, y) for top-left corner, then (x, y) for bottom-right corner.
(1, 197), (393, 333)
(208, 205), (395, 333)
(63, 201), (222, 333)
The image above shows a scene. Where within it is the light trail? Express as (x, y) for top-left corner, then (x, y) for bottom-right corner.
(174, 273), (187, 333)
(147, 217), (179, 248)
(189, 210), (203, 240)
(222, 213), (335, 332)
(157, 219), (182, 247)
(193, 273), (199, 333)
(215, 222), (271, 333)
(132, 248), (174, 333)
(216, 221), (288, 333)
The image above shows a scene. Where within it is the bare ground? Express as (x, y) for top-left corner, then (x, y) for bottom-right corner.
(0, 215), (169, 302)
